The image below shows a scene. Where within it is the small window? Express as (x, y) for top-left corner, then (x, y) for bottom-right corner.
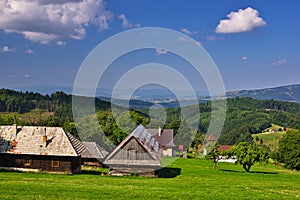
(127, 149), (137, 160)
(24, 158), (31, 167)
(52, 159), (59, 168)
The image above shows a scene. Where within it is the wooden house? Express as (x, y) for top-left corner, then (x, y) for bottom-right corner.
(104, 125), (162, 175)
(148, 128), (176, 157)
(81, 142), (108, 167)
(0, 125), (85, 174)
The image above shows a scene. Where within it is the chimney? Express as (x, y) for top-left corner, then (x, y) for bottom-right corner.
(13, 115), (17, 136)
(158, 126), (162, 137)
(43, 127), (47, 146)
(14, 124), (18, 135)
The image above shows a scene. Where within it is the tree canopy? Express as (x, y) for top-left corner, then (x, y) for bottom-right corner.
(231, 142), (269, 172)
(276, 130), (300, 170)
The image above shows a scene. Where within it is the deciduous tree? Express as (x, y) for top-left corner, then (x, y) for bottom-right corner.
(232, 142), (269, 172)
(277, 130), (300, 170)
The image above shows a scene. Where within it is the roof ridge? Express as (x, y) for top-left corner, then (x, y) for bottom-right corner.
(62, 130), (86, 156)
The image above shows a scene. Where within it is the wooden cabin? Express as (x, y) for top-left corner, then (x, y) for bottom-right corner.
(81, 141), (108, 167)
(0, 125), (85, 174)
(148, 128), (176, 157)
(104, 125), (162, 176)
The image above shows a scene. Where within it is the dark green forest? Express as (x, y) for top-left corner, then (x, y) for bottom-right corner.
(1, 88), (300, 146)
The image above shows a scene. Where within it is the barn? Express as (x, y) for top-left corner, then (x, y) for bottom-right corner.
(148, 128), (176, 157)
(0, 125), (85, 174)
(81, 141), (108, 167)
(104, 125), (162, 175)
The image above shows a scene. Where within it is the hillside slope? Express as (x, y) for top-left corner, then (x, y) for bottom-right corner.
(227, 84), (300, 103)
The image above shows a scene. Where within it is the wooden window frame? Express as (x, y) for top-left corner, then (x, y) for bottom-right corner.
(51, 159), (59, 168)
(24, 158), (31, 167)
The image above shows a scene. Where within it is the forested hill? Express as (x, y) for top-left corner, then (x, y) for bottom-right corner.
(1, 88), (300, 145)
(216, 97), (300, 144)
(0, 89), (111, 123)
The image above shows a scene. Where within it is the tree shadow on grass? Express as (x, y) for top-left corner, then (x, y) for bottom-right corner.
(219, 169), (278, 175)
(80, 170), (108, 176)
(249, 171), (278, 175)
(155, 167), (181, 178)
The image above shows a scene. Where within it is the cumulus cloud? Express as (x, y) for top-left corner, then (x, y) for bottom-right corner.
(181, 28), (198, 35)
(272, 59), (287, 66)
(24, 74), (31, 78)
(242, 56), (248, 61)
(216, 7), (266, 34)
(118, 14), (141, 29)
(0, 0), (113, 44)
(25, 49), (34, 54)
(155, 48), (168, 55)
(1, 46), (15, 52)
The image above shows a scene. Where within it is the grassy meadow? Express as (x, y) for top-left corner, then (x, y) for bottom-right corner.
(252, 124), (287, 150)
(0, 158), (299, 200)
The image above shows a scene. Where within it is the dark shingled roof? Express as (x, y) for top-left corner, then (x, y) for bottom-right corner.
(148, 128), (175, 148)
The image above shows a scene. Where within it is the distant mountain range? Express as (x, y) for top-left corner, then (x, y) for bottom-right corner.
(226, 84), (300, 103)
(4, 84), (300, 104)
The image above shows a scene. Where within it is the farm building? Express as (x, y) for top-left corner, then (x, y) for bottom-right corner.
(217, 145), (232, 152)
(0, 125), (85, 174)
(104, 125), (162, 175)
(206, 134), (217, 143)
(148, 128), (176, 157)
(81, 142), (108, 167)
(217, 145), (236, 163)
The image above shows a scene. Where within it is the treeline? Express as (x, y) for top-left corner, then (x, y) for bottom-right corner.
(1, 89), (300, 146)
(0, 89), (111, 124)
(218, 97), (300, 145)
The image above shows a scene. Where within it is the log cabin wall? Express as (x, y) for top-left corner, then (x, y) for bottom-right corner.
(0, 154), (81, 174)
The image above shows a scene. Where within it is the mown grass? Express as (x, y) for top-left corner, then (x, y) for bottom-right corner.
(0, 158), (299, 200)
(252, 124), (288, 150)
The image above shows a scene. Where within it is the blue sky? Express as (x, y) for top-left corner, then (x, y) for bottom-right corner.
(0, 0), (299, 93)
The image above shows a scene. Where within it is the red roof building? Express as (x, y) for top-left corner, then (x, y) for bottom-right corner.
(217, 145), (232, 152)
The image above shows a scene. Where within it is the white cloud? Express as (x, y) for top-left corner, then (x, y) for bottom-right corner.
(118, 14), (141, 29)
(216, 7), (266, 34)
(272, 59), (287, 66)
(206, 35), (224, 41)
(181, 28), (198, 35)
(0, 0), (113, 44)
(155, 48), (168, 55)
(1, 46), (15, 52)
(25, 49), (34, 54)
(56, 41), (67, 46)
(24, 74), (31, 78)
(242, 56), (248, 61)
(178, 36), (201, 46)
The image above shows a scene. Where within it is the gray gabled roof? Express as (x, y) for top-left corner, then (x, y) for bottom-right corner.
(0, 125), (81, 157)
(81, 142), (108, 160)
(104, 125), (162, 166)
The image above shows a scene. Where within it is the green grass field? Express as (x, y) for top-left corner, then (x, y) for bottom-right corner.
(252, 124), (287, 150)
(0, 158), (299, 200)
